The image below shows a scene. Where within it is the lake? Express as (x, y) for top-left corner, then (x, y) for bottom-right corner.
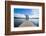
(14, 18), (39, 27)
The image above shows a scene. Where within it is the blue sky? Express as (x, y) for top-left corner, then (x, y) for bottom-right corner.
(14, 8), (39, 18)
(14, 8), (32, 15)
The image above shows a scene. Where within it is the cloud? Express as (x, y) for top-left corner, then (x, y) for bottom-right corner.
(14, 13), (25, 18)
(14, 9), (39, 18)
(14, 13), (39, 18)
(29, 9), (39, 18)
(29, 15), (39, 18)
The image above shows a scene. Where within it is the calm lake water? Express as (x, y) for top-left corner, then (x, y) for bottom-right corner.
(14, 18), (39, 27)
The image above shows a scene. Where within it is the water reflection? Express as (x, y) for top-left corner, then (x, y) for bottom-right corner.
(14, 18), (39, 27)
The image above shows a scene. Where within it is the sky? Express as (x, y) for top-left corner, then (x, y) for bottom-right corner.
(14, 8), (32, 15)
(14, 8), (39, 18)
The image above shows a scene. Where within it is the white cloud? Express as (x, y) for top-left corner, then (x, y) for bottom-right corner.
(29, 9), (39, 18)
(14, 9), (39, 18)
(14, 13), (25, 18)
(14, 13), (39, 18)
(32, 9), (39, 15)
(29, 15), (39, 18)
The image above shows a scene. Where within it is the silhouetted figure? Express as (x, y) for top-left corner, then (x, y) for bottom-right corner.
(25, 15), (29, 20)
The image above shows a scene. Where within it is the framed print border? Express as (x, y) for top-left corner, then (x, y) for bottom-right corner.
(5, 1), (45, 35)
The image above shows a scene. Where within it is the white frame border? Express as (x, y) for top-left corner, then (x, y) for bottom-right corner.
(11, 5), (42, 31)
